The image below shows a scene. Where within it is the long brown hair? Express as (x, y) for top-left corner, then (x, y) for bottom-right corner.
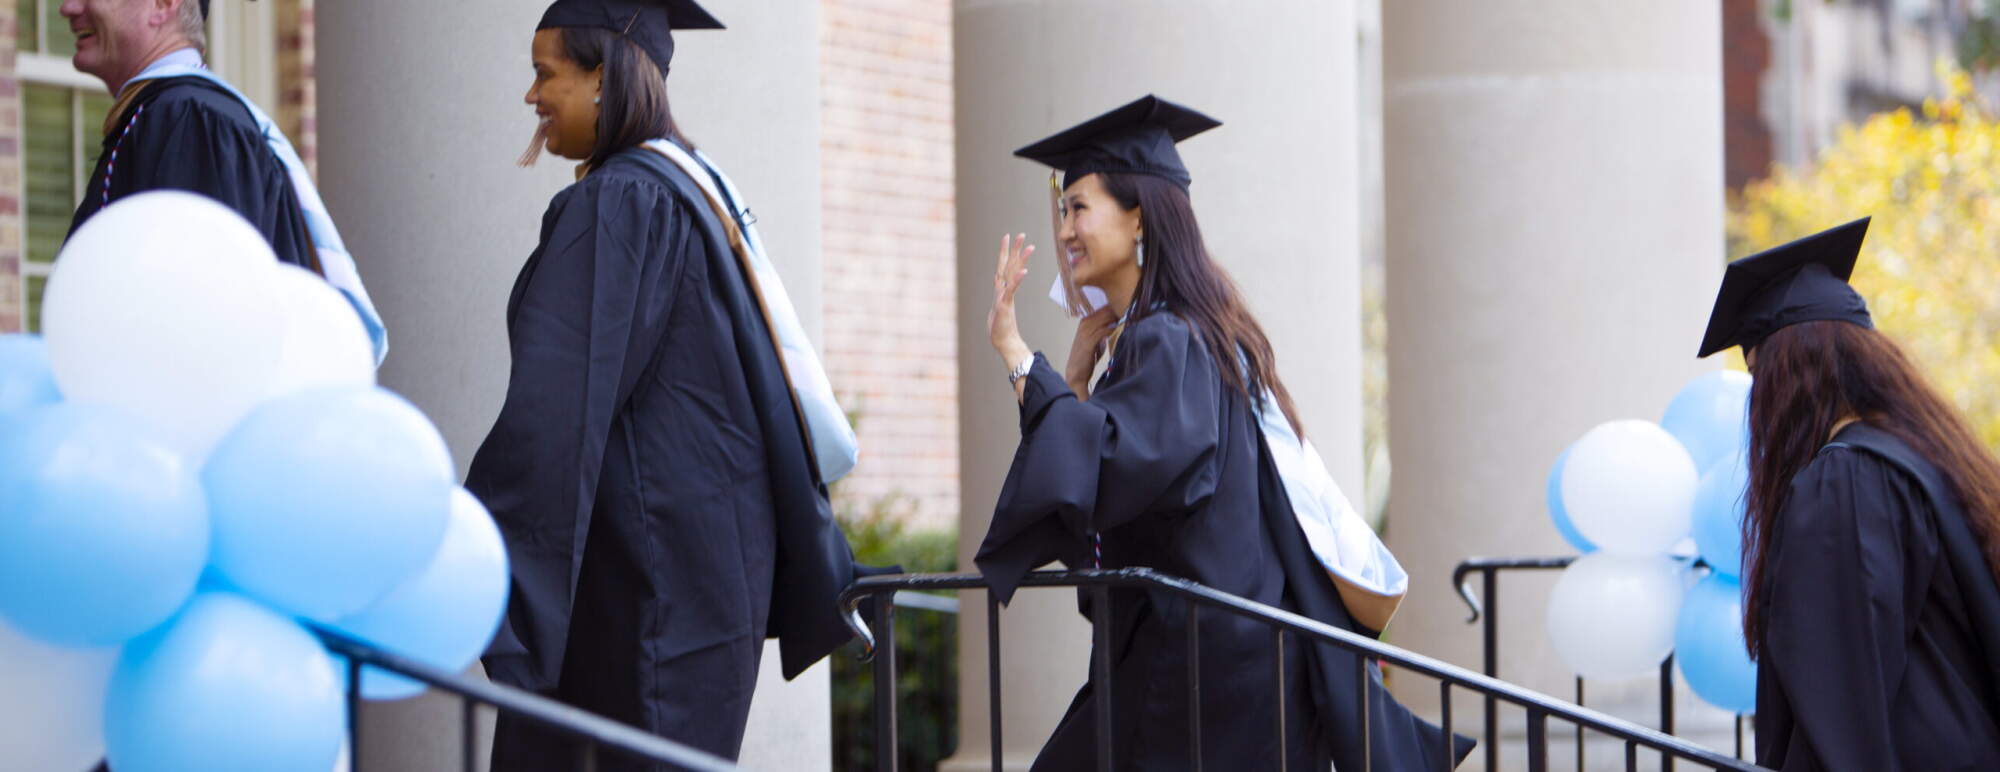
(1097, 172), (1304, 436)
(1741, 320), (2000, 657)
(526, 27), (687, 170)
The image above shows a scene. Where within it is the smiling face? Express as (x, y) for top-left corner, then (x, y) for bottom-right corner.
(60, 0), (187, 92)
(1057, 173), (1144, 289)
(525, 29), (603, 161)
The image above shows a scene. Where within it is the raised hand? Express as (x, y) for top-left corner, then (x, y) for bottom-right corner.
(987, 233), (1035, 370)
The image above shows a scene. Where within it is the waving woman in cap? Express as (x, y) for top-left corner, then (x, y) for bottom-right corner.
(980, 95), (1472, 771)
(1700, 219), (2000, 771)
(469, 1), (873, 767)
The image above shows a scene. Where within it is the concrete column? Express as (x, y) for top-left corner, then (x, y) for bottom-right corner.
(949, 2), (1363, 768)
(316, 2), (829, 769)
(1380, 0), (1724, 738)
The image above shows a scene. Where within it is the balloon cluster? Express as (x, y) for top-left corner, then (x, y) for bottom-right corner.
(0, 193), (510, 772)
(1544, 370), (1758, 715)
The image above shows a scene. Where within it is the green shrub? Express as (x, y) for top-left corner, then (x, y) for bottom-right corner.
(831, 493), (960, 770)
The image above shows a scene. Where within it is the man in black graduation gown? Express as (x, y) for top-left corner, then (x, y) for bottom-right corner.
(60, 0), (388, 359)
(471, 1), (877, 767)
(1698, 219), (2000, 770)
(64, 0), (315, 269)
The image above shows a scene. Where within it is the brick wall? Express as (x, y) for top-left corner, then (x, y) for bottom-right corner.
(0, 6), (21, 335)
(1723, 0), (1773, 190)
(275, 0), (314, 170)
(818, 0), (959, 531)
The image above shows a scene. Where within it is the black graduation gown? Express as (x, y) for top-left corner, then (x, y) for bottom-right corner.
(68, 76), (318, 271)
(1754, 422), (2000, 771)
(469, 144), (870, 769)
(977, 313), (1473, 771)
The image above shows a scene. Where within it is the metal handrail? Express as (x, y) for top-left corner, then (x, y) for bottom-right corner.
(839, 568), (1770, 772)
(1454, 556), (1755, 771)
(311, 626), (738, 772)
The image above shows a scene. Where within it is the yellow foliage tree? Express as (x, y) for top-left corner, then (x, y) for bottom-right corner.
(1729, 63), (2000, 447)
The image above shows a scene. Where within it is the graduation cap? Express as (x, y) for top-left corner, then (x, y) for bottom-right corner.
(538, 0), (725, 75)
(1697, 217), (1874, 357)
(1014, 95), (1221, 191)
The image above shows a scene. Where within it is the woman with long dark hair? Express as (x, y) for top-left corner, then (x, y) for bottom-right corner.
(469, 1), (872, 768)
(979, 95), (1470, 771)
(1699, 218), (2000, 770)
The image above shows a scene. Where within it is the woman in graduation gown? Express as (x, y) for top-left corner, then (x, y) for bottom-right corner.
(1698, 218), (2000, 771)
(469, 1), (873, 768)
(979, 95), (1472, 771)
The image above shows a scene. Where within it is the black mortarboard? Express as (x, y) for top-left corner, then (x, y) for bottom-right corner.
(1014, 95), (1221, 191)
(1697, 217), (1874, 357)
(538, 0), (724, 75)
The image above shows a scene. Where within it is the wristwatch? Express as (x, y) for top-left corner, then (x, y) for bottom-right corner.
(1007, 355), (1035, 386)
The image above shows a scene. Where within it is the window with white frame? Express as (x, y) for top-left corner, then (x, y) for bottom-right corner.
(14, 0), (277, 331)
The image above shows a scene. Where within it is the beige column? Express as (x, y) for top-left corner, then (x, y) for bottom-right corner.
(316, 1), (829, 769)
(948, 1), (1364, 768)
(1380, 0), (1725, 742)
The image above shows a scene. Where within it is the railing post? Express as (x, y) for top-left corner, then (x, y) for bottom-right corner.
(873, 593), (900, 772)
(1438, 682), (1454, 772)
(1526, 709), (1548, 772)
(1090, 585), (1115, 772)
(1187, 601), (1202, 771)
(1661, 655), (1676, 772)
(462, 699), (477, 772)
(1576, 677), (1586, 772)
(1274, 629), (1289, 772)
(348, 658), (364, 772)
(987, 592), (1003, 772)
(1481, 568), (1498, 772)
(1353, 646), (1368, 772)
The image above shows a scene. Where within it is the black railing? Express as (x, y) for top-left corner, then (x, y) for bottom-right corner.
(840, 569), (1770, 772)
(1452, 556), (1755, 772)
(311, 626), (738, 772)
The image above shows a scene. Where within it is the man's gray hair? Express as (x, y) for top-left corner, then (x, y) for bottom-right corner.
(176, 0), (208, 54)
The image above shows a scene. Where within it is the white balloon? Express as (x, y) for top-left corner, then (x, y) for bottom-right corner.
(43, 191), (286, 460)
(268, 264), (377, 398)
(1561, 419), (1699, 556)
(1546, 552), (1687, 679)
(0, 616), (118, 771)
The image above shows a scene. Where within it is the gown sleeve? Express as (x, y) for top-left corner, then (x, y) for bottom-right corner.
(1762, 446), (1935, 772)
(975, 315), (1223, 602)
(466, 177), (689, 685)
(110, 89), (318, 269)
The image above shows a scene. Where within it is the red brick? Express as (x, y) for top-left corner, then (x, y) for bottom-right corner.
(819, 0), (960, 527)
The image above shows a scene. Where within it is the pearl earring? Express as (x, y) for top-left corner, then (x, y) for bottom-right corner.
(593, 96), (601, 105)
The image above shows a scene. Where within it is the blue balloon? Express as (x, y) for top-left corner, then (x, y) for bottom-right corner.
(334, 488), (510, 700)
(0, 404), (207, 646)
(1661, 370), (1752, 474)
(0, 334), (61, 424)
(105, 592), (343, 772)
(1675, 574), (1757, 714)
(205, 386), (455, 622)
(1547, 445), (1597, 553)
(1693, 450), (1751, 577)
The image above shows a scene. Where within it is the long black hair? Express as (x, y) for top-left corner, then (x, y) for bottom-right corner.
(1098, 172), (1304, 436)
(1740, 320), (2000, 657)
